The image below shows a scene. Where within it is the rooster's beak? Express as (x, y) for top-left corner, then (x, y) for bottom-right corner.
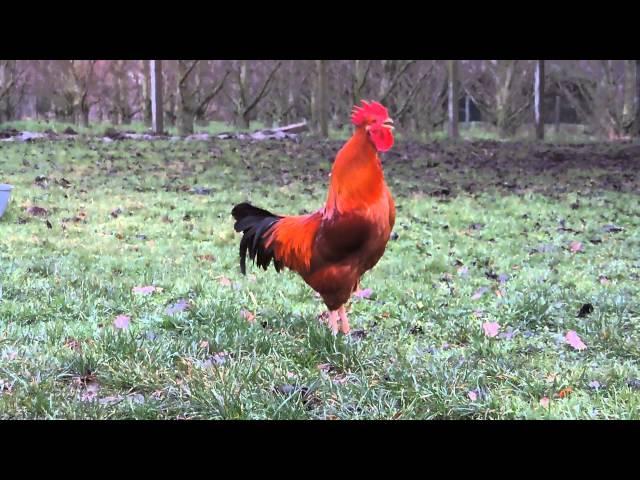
(383, 118), (394, 130)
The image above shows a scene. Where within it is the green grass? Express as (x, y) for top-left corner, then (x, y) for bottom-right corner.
(0, 136), (639, 419)
(0, 119), (268, 137)
(3, 119), (599, 144)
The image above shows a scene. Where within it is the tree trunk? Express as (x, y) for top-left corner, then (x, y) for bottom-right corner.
(120, 63), (131, 125)
(447, 60), (459, 139)
(622, 60), (635, 134)
(178, 108), (195, 134)
(534, 60), (545, 140)
(142, 60), (152, 127)
(177, 60), (196, 135)
(554, 95), (561, 134)
(81, 106), (90, 127)
(465, 95), (471, 124)
(113, 63), (122, 125)
(316, 60), (329, 138)
(352, 60), (363, 105)
(495, 61), (517, 138)
(636, 60), (640, 136)
(195, 111), (208, 126)
(150, 60), (164, 134)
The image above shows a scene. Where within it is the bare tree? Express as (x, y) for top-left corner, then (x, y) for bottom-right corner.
(351, 60), (371, 106)
(150, 60), (164, 134)
(379, 60), (416, 105)
(636, 60), (640, 136)
(142, 60), (152, 126)
(447, 60), (459, 139)
(465, 60), (534, 138)
(176, 60), (199, 135)
(70, 60), (98, 127)
(0, 60), (28, 122)
(556, 60), (634, 139)
(399, 61), (447, 137)
(193, 61), (230, 126)
(174, 60), (231, 135)
(534, 60), (545, 140)
(316, 60), (329, 137)
(226, 60), (282, 129)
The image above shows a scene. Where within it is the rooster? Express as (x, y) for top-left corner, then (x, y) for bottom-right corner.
(232, 100), (395, 335)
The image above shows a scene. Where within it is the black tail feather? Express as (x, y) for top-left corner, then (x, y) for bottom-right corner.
(232, 202), (283, 275)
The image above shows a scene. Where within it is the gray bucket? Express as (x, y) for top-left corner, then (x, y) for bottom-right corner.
(0, 184), (14, 218)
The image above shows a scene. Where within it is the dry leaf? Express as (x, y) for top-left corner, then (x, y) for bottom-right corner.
(132, 285), (161, 295)
(482, 321), (500, 338)
(240, 309), (256, 323)
(354, 288), (373, 299)
(80, 381), (100, 402)
(565, 330), (587, 351)
(26, 205), (48, 217)
(558, 387), (573, 398)
(113, 315), (130, 330)
(472, 287), (489, 300)
(569, 241), (583, 253)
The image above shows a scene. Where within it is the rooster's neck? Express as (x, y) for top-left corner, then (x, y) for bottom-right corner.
(325, 128), (385, 216)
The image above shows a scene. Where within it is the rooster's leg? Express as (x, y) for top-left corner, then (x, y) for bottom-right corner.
(338, 306), (350, 335)
(327, 310), (340, 335)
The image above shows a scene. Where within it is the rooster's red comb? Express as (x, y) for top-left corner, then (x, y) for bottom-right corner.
(351, 100), (389, 126)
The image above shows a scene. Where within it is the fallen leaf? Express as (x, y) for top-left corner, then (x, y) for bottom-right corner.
(626, 379), (640, 390)
(64, 338), (82, 352)
(482, 321), (500, 338)
(558, 387), (573, 398)
(317, 363), (336, 373)
(80, 381), (100, 402)
(602, 224), (624, 233)
(565, 330), (587, 351)
(113, 315), (130, 330)
(127, 393), (145, 404)
(472, 287), (489, 300)
(26, 205), (48, 217)
(99, 395), (123, 406)
(349, 329), (367, 340)
(569, 241), (583, 253)
(132, 285), (161, 295)
(240, 309), (256, 323)
(165, 299), (190, 316)
(354, 288), (373, 299)
(588, 380), (602, 390)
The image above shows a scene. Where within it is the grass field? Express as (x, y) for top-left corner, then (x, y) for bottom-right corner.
(1, 134), (639, 419)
